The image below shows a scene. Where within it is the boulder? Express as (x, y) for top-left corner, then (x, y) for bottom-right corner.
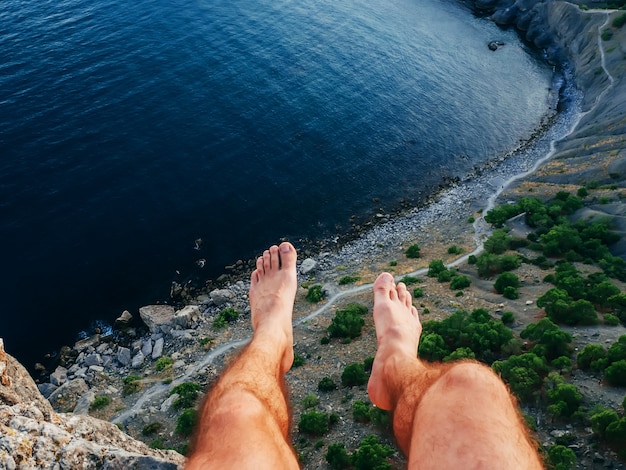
(50, 366), (68, 387)
(117, 347), (132, 367)
(141, 339), (153, 357)
(74, 334), (101, 353)
(174, 305), (199, 328)
(139, 305), (176, 334)
(72, 390), (95, 415)
(84, 353), (102, 367)
(209, 289), (234, 306)
(300, 258), (317, 274)
(152, 337), (164, 359)
(131, 351), (145, 369)
(115, 309), (133, 328)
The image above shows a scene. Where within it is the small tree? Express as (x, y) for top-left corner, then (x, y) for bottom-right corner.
(450, 275), (471, 290)
(341, 363), (368, 387)
(326, 443), (351, 470)
(299, 411), (330, 435)
(405, 244), (421, 258)
(427, 260), (447, 277)
(351, 435), (394, 470)
(546, 444), (576, 470)
(494, 272), (520, 294)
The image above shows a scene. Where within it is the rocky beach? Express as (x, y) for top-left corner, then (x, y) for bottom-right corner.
(2, 1), (626, 468)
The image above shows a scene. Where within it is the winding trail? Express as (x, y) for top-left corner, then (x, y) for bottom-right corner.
(112, 10), (616, 425)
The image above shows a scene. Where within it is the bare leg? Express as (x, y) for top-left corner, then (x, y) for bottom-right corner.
(186, 242), (299, 470)
(367, 273), (543, 470)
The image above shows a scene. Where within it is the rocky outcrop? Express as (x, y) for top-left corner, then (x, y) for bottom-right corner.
(0, 339), (185, 469)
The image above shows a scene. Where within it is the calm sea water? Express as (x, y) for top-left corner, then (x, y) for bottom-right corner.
(0, 0), (555, 368)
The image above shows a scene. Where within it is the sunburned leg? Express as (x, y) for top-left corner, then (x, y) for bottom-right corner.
(186, 242), (300, 470)
(368, 273), (543, 470)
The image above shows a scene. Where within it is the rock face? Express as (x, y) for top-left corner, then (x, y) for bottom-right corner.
(0, 338), (185, 469)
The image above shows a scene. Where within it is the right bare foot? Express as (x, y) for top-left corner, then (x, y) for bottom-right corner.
(367, 272), (423, 410)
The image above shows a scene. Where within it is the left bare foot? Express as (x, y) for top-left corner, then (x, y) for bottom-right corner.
(249, 242), (298, 373)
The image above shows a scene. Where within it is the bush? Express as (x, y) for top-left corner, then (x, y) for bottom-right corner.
(448, 245), (463, 255)
(546, 444), (576, 470)
(298, 411), (330, 435)
(353, 400), (371, 423)
(306, 285), (325, 303)
(293, 354), (305, 367)
(494, 272), (520, 294)
(591, 408), (619, 438)
(501, 312), (514, 324)
(142, 422), (163, 436)
(176, 409), (197, 436)
(606, 418), (626, 458)
(503, 286), (519, 300)
(122, 375), (142, 396)
(302, 393), (319, 409)
(476, 253), (521, 277)
(171, 382), (201, 409)
(399, 275), (420, 285)
(212, 307), (240, 329)
(520, 318), (572, 361)
(155, 357), (174, 371)
(492, 353), (549, 402)
(318, 377), (337, 392)
(613, 12), (626, 28)
(405, 244), (421, 258)
(351, 435), (394, 470)
(328, 304), (366, 339)
(577, 344), (607, 371)
(413, 287), (424, 298)
(326, 443), (351, 470)
(604, 314), (620, 326)
(605, 360), (626, 386)
(341, 363), (368, 387)
(90, 395), (110, 411)
(450, 275), (471, 290)
(484, 229), (513, 255)
(339, 275), (360, 285)
(547, 382), (583, 418)
(427, 260), (447, 277)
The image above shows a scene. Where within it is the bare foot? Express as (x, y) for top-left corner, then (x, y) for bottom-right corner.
(249, 242), (298, 373)
(367, 272), (423, 410)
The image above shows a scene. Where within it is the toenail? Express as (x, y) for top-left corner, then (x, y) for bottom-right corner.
(280, 243), (290, 253)
(380, 273), (393, 282)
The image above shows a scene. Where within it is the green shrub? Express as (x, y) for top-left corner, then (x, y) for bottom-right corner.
(341, 363), (368, 387)
(353, 400), (371, 423)
(351, 435), (394, 470)
(320, 336), (330, 345)
(427, 260), (447, 277)
(90, 395), (110, 411)
(468, 254), (477, 265)
(339, 275), (360, 285)
(318, 377), (337, 392)
(503, 286), (519, 300)
(591, 408), (619, 438)
(405, 244), (421, 258)
(546, 444), (576, 470)
(298, 411), (331, 435)
(437, 269), (452, 283)
(122, 375), (142, 396)
(176, 409), (197, 436)
(450, 275), (471, 290)
(326, 443), (351, 470)
(484, 229), (513, 255)
(302, 393), (319, 409)
(171, 382), (201, 409)
(492, 353), (549, 402)
(468, 216), (475, 223)
(612, 12), (626, 28)
(213, 307), (240, 328)
(328, 304), (366, 339)
(602, 28), (614, 41)
(605, 418), (626, 458)
(306, 285), (325, 303)
(547, 382), (583, 418)
(501, 312), (514, 324)
(577, 344), (607, 371)
(293, 354), (305, 367)
(443, 347), (476, 362)
(142, 422), (163, 436)
(389, 260), (397, 267)
(494, 272), (520, 294)
(400, 275), (420, 285)
(551, 356), (572, 373)
(577, 187), (589, 198)
(448, 245), (463, 255)
(476, 253), (521, 277)
(413, 287), (424, 298)
(604, 314), (620, 326)
(605, 360), (626, 386)
(520, 318), (572, 361)
(155, 356), (174, 371)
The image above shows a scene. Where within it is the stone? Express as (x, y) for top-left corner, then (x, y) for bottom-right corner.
(74, 334), (101, 352)
(300, 258), (317, 274)
(115, 309), (133, 328)
(174, 305), (199, 328)
(84, 353), (102, 367)
(88, 365), (104, 374)
(209, 288), (234, 306)
(48, 379), (89, 413)
(139, 305), (176, 334)
(131, 351), (145, 369)
(37, 382), (58, 398)
(73, 390), (95, 415)
(117, 347), (132, 367)
(50, 366), (68, 387)
(141, 339), (153, 357)
(160, 394), (178, 413)
(152, 337), (164, 359)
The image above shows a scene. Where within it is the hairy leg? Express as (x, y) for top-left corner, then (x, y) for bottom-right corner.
(368, 273), (542, 470)
(186, 242), (299, 470)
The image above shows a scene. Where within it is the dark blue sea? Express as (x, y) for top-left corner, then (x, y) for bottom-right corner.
(0, 0), (556, 369)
